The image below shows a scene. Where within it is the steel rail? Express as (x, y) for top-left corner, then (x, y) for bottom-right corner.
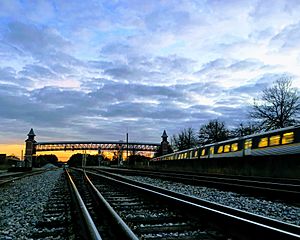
(65, 169), (102, 240)
(97, 167), (300, 200)
(85, 169), (300, 240)
(82, 169), (139, 240)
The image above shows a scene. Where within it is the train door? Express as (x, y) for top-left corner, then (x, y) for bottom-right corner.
(209, 146), (215, 158)
(244, 139), (252, 156)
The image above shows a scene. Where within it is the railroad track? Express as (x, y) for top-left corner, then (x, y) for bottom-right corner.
(70, 168), (231, 239)
(82, 168), (300, 240)
(28, 171), (76, 239)
(0, 168), (81, 239)
(92, 167), (300, 201)
(0, 169), (49, 186)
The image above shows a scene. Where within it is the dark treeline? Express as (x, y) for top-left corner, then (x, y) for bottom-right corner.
(171, 78), (300, 151)
(36, 154), (58, 166)
(67, 153), (111, 167)
(66, 153), (151, 167)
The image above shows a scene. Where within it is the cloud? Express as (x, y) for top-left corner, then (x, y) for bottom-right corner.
(228, 73), (294, 103)
(20, 64), (56, 79)
(229, 59), (264, 71)
(270, 22), (300, 50)
(145, 8), (191, 33)
(0, 67), (33, 87)
(2, 21), (69, 57)
(100, 53), (195, 85)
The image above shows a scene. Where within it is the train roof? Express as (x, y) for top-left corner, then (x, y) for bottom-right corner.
(239, 124), (299, 139)
(203, 125), (300, 147)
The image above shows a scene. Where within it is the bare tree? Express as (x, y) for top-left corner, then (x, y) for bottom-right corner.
(231, 122), (260, 137)
(251, 78), (300, 130)
(198, 120), (229, 144)
(171, 127), (197, 151)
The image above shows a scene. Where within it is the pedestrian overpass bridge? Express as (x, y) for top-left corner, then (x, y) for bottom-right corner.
(24, 128), (168, 167)
(35, 141), (160, 152)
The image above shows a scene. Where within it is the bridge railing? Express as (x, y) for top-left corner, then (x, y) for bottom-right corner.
(35, 141), (160, 152)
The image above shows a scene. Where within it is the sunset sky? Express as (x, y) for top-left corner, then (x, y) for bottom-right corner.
(1, 0), (300, 159)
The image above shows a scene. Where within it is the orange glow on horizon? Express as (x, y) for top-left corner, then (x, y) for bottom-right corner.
(0, 144), (100, 162)
(0, 144), (25, 159)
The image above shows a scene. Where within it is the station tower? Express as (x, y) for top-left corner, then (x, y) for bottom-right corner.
(161, 130), (169, 155)
(24, 128), (37, 168)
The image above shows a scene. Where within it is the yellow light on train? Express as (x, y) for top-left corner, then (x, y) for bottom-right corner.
(224, 145), (230, 152)
(210, 147), (214, 155)
(231, 143), (238, 151)
(201, 149), (206, 156)
(244, 139), (252, 149)
(217, 146), (223, 153)
(269, 135), (280, 146)
(258, 137), (268, 147)
(282, 132), (294, 144)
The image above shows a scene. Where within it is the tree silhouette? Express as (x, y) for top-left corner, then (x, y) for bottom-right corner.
(231, 122), (260, 137)
(198, 120), (229, 144)
(251, 77), (300, 130)
(171, 127), (198, 151)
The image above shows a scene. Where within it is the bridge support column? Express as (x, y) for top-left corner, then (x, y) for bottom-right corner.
(24, 128), (36, 168)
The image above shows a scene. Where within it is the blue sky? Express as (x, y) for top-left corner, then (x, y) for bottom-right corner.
(0, 0), (300, 144)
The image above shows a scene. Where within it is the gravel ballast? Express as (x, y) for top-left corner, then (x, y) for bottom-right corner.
(125, 175), (300, 226)
(0, 169), (64, 239)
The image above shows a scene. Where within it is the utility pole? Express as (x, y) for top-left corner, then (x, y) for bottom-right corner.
(98, 146), (101, 167)
(126, 132), (128, 161)
(82, 150), (86, 168)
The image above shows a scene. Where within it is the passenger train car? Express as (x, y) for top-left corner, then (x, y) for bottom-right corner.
(152, 125), (300, 161)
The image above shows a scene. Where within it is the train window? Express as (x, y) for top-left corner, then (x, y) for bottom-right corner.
(269, 135), (280, 146)
(282, 132), (294, 144)
(210, 147), (214, 155)
(231, 143), (238, 151)
(224, 145), (230, 152)
(201, 149), (206, 156)
(217, 146), (223, 153)
(258, 137), (268, 147)
(244, 139), (252, 149)
(195, 150), (198, 157)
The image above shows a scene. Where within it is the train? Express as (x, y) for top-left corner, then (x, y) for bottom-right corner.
(152, 125), (300, 161)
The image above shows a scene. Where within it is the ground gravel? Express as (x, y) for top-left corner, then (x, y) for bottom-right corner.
(0, 169), (64, 239)
(125, 175), (300, 226)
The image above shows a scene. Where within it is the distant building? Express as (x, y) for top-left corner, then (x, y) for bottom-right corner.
(0, 154), (23, 169)
(0, 154), (6, 165)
